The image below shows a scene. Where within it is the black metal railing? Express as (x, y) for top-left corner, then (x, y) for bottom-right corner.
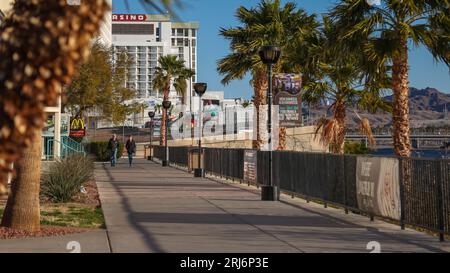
(204, 148), (245, 180)
(149, 146), (450, 239)
(400, 158), (450, 238)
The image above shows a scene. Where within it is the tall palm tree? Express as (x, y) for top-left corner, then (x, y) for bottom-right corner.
(287, 17), (391, 154)
(329, 0), (450, 157)
(174, 69), (196, 105)
(153, 55), (194, 145)
(0, 0), (109, 231)
(218, 0), (319, 149)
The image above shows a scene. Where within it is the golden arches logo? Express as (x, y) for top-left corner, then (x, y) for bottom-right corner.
(70, 118), (85, 130)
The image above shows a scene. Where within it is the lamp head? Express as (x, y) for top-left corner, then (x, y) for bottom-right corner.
(194, 82), (207, 97)
(148, 111), (155, 119)
(258, 45), (281, 65)
(162, 100), (172, 110)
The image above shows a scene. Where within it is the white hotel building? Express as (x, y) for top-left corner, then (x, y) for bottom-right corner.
(112, 14), (199, 124)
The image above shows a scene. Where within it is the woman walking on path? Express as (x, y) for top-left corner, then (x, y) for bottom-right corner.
(126, 135), (137, 167)
(108, 134), (119, 167)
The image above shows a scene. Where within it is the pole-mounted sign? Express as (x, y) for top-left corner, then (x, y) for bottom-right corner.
(69, 118), (86, 137)
(273, 73), (303, 128)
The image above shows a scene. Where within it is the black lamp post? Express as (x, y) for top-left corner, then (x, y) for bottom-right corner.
(148, 111), (155, 161)
(259, 45), (281, 201)
(194, 83), (207, 177)
(162, 100), (172, 167)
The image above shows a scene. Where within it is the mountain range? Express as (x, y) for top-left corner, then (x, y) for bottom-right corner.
(308, 87), (450, 129)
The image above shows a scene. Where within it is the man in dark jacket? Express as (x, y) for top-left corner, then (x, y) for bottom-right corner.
(107, 134), (119, 167)
(126, 135), (136, 167)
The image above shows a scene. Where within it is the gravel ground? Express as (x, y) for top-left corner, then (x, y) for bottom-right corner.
(0, 226), (89, 240)
(1, 179), (103, 240)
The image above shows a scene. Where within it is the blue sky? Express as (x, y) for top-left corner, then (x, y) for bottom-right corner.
(113, 0), (450, 99)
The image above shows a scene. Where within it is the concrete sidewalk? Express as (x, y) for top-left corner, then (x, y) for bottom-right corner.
(95, 159), (450, 253)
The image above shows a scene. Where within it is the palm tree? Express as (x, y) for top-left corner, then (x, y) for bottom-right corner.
(0, 0), (109, 231)
(152, 55), (195, 145)
(287, 17), (391, 154)
(174, 69), (196, 105)
(218, 0), (319, 149)
(329, 0), (450, 157)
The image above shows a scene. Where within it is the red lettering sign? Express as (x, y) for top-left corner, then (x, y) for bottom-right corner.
(112, 14), (147, 22)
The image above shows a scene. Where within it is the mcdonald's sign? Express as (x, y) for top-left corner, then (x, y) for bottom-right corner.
(69, 118), (86, 137)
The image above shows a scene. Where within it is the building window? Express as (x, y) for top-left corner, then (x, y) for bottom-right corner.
(177, 38), (184, 46)
(171, 38), (175, 47)
(112, 23), (155, 35)
(184, 29), (189, 37)
(177, 29), (184, 36)
(191, 29), (196, 37)
(191, 39), (196, 47)
(172, 28), (176, 36)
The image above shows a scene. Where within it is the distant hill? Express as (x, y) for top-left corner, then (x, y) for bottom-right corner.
(308, 87), (450, 129)
(385, 87), (450, 112)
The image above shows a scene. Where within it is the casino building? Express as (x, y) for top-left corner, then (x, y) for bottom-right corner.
(111, 14), (199, 124)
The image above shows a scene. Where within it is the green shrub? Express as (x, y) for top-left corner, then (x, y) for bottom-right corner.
(344, 141), (372, 155)
(41, 155), (94, 203)
(88, 141), (124, 162)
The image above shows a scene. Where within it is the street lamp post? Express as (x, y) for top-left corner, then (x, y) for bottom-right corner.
(194, 83), (207, 177)
(258, 45), (281, 201)
(148, 111), (155, 161)
(162, 100), (172, 167)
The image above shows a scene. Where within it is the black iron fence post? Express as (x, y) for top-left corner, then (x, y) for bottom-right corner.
(436, 161), (445, 242)
(343, 155), (349, 215)
(399, 157), (406, 230)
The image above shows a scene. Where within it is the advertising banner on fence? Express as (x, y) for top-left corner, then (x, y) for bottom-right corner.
(356, 157), (401, 220)
(243, 150), (257, 185)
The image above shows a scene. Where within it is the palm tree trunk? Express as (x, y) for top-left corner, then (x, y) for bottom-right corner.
(160, 91), (169, 146)
(277, 127), (287, 150)
(1, 129), (42, 232)
(392, 38), (411, 157)
(333, 100), (346, 154)
(0, 171), (8, 196)
(252, 69), (268, 150)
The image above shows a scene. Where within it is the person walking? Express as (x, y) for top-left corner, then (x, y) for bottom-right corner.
(108, 134), (119, 167)
(126, 135), (136, 167)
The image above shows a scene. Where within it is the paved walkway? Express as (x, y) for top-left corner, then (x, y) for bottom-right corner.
(95, 159), (449, 253)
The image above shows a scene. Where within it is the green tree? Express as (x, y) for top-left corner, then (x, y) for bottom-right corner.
(218, 0), (318, 149)
(65, 40), (144, 126)
(329, 0), (450, 157)
(152, 55), (195, 145)
(287, 17), (390, 154)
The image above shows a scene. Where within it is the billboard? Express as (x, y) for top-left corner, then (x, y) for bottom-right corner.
(61, 114), (70, 136)
(273, 73), (303, 128)
(356, 157), (401, 220)
(203, 99), (220, 124)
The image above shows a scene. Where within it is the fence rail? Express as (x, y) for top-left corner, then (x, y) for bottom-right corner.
(151, 146), (450, 240)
